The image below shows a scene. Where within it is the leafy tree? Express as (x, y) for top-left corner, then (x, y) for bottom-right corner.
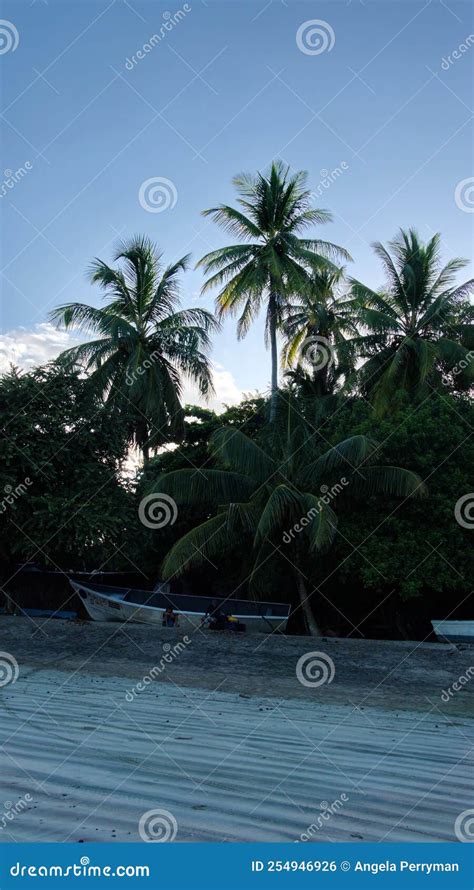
(50, 236), (219, 461)
(312, 391), (474, 636)
(155, 403), (424, 635)
(198, 161), (350, 422)
(0, 364), (132, 597)
(348, 229), (474, 413)
(130, 399), (269, 583)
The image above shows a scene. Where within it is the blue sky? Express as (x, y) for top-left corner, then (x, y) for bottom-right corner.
(1, 0), (473, 403)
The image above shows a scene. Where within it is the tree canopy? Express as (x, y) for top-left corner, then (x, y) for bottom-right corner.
(1, 165), (472, 637)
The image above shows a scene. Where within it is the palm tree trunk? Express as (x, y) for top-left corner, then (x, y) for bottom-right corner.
(269, 293), (278, 423)
(137, 420), (150, 464)
(296, 572), (322, 636)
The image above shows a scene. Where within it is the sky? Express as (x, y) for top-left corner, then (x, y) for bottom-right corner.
(1, 0), (473, 407)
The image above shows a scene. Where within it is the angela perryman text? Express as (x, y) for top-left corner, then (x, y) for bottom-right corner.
(250, 859), (461, 874)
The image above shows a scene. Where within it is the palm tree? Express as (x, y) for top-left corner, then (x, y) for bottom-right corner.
(197, 161), (351, 422)
(155, 406), (424, 635)
(348, 229), (474, 414)
(50, 236), (219, 462)
(282, 266), (358, 399)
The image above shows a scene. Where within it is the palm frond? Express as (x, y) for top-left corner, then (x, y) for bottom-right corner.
(211, 428), (276, 481)
(255, 484), (305, 546)
(151, 468), (254, 505)
(162, 514), (231, 578)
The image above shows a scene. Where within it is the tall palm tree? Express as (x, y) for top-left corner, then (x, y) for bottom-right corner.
(155, 405), (424, 635)
(282, 266), (358, 398)
(347, 229), (474, 414)
(197, 161), (351, 422)
(50, 236), (219, 462)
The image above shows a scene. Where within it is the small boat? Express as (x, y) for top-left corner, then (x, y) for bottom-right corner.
(431, 620), (474, 644)
(70, 580), (291, 634)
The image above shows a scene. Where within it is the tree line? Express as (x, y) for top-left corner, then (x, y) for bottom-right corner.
(1, 162), (472, 636)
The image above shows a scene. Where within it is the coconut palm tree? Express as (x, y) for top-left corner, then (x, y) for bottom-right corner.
(155, 405), (424, 635)
(282, 266), (358, 399)
(348, 229), (474, 414)
(197, 161), (351, 422)
(50, 236), (219, 462)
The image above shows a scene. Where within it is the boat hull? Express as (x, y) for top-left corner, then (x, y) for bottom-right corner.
(431, 620), (474, 644)
(72, 582), (289, 634)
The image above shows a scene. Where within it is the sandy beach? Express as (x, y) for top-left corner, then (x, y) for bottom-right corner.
(0, 618), (473, 843)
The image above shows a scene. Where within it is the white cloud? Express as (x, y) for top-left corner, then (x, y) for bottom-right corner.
(182, 362), (242, 412)
(0, 325), (243, 411)
(0, 322), (79, 374)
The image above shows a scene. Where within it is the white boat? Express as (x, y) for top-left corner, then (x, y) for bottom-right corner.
(70, 580), (291, 634)
(431, 620), (474, 644)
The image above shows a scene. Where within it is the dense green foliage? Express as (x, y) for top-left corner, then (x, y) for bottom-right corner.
(1, 163), (472, 636)
(0, 364), (131, 573)
(156, 401), (424, 634)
